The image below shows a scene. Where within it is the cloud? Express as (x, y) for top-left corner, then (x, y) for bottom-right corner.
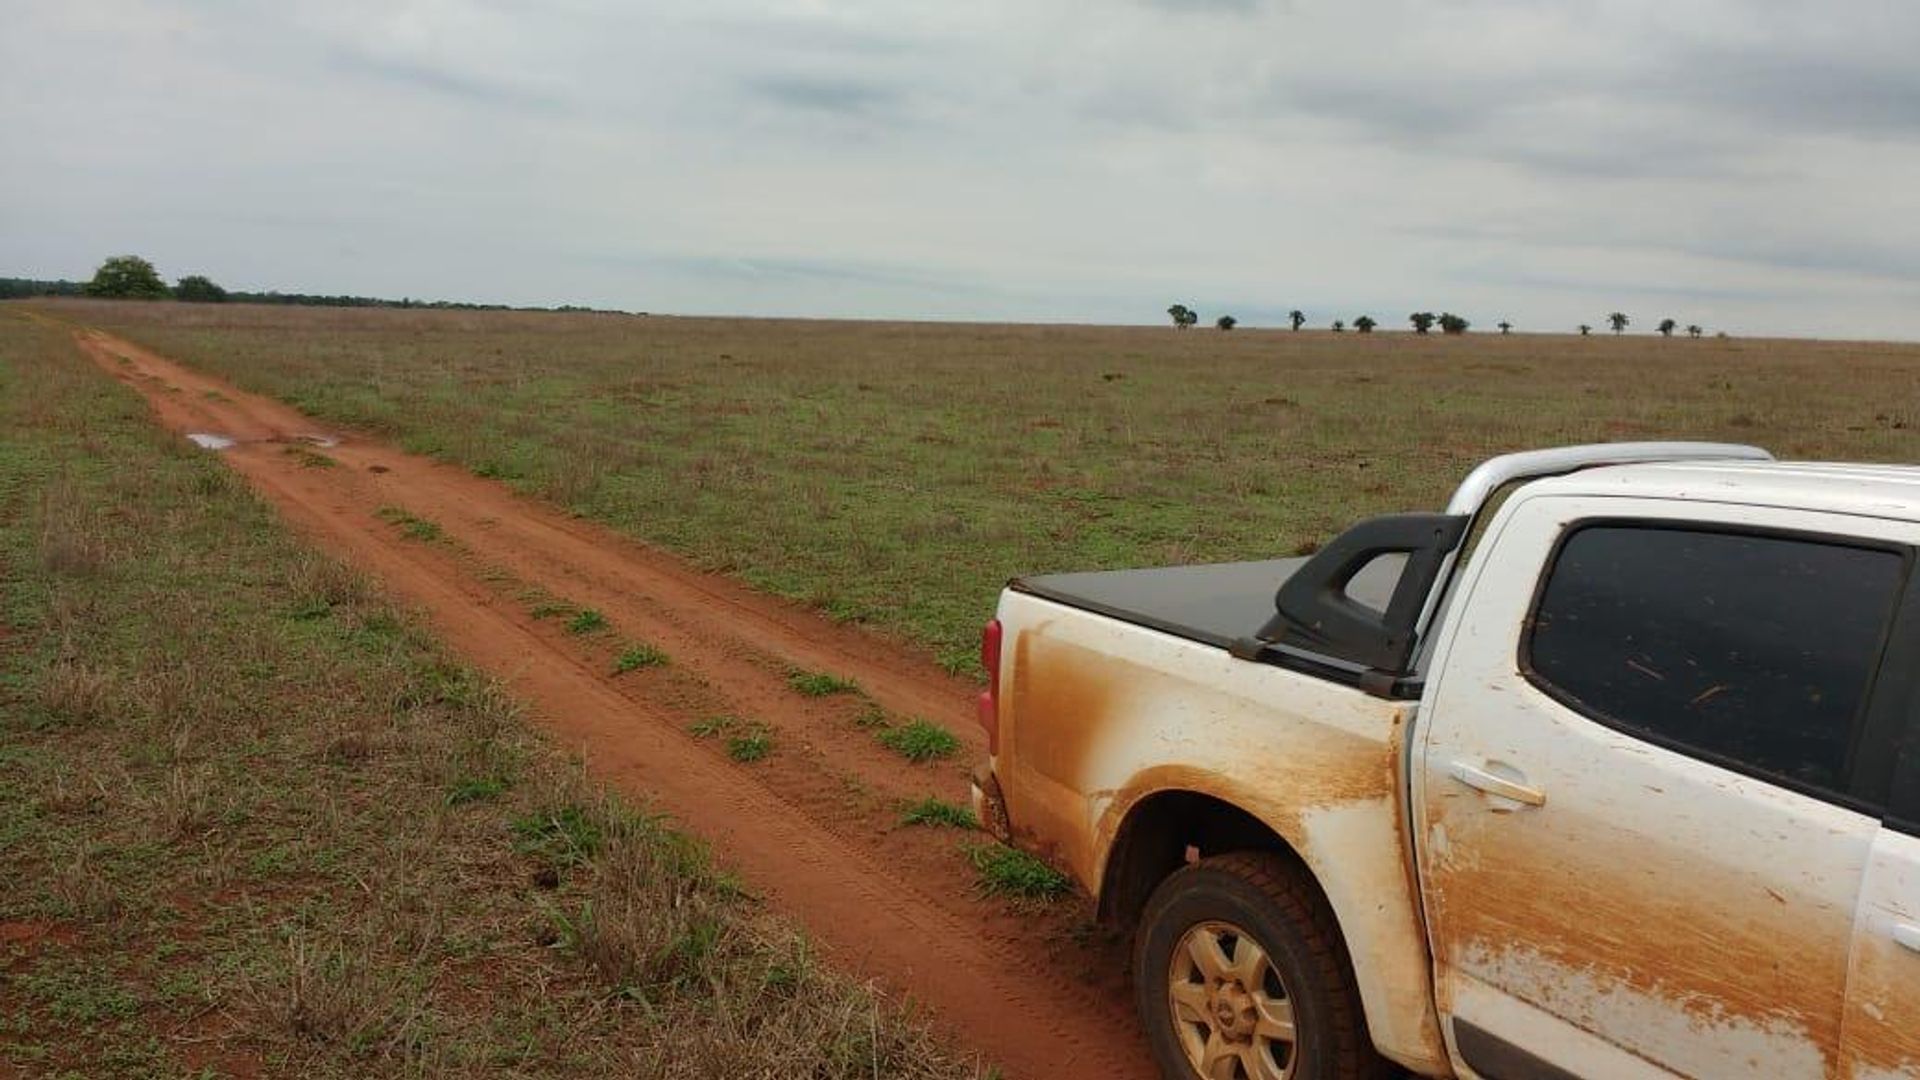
(3, 0), (1918, 339)
(324, 47), (565, 110)
(746, 75), (901, 117)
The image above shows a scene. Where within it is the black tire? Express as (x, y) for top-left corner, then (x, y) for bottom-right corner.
(1134, 851), (1389, 1080)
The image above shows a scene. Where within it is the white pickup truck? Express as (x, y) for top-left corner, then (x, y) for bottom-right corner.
(969, 443), (1920, 1080)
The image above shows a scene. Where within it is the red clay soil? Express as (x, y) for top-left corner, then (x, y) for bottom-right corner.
(75, 329), (1152, 1080)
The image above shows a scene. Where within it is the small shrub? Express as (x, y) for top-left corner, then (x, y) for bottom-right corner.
(529, 601), (575, 619)
(568, 609), (608, 635)
(613, 643), (668, 673)
(788, 669), (858, 697)
(965, 843), (1071, 900)
(899, 798), (976, 829)
(877, 719), (960, 763)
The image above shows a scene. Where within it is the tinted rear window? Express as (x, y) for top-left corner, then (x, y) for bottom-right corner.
(1527, 525), (1902, 796)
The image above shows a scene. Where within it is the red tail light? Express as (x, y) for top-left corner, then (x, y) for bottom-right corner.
(977, 618), (1003, 754)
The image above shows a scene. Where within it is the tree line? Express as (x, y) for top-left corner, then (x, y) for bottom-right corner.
(1170, 303), (1714, 337)
(4, 255), (621, 314)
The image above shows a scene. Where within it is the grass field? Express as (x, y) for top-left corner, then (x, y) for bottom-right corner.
(47, 299), (1920, 674)
(0, 311), (977, 1076)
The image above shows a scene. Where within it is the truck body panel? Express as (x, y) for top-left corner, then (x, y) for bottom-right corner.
(996, 588), (1449, 1072)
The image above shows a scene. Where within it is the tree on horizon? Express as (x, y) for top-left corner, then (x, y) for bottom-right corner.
(1608, 312), (1630, 334)
(1289, 309), (1306, 331)
(1658, 317), (1678, 337)
(1497, 320), (1513, 335)
(1168, 303), (1196, 330)
(1409, 312), (1436, 334)
(175, 275), (228, 303)
(1216, 314), (1237, 331)
(85, 255), (169, 300)
(1438, 313), (1470, 334)
(1354, 315), (1376, 333)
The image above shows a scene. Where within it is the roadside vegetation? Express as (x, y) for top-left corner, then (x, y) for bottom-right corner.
(877, 719), (963, 763)
(0, 313), (979, 1077)
(788, 669), (859, 696)
(612, 642), (669, 674)
(900, 798), (978, 829)
(965, 844), (1073, 901)
(44, 301), (1920, 676)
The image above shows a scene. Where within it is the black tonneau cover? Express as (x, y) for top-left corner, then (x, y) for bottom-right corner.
(1012, 556), (1398, 651)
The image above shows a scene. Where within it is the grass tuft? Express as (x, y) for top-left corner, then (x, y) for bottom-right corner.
(375, 505), (442, 541)
(726, 729), (773, 763)
(511, 803), (605, 867)
(446, 775), (510, 805)
(877, 719), (961, 763)
(567, 608), (608, 634)
(900, 798), (977, 829)
(613, 642), (670, 673)
(964, 843), (1072, 900)
(788, 669), (859, 697)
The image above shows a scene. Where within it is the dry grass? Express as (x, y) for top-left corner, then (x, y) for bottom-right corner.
(0, 311), (983, 1078)
(51, 299), (1920, 676)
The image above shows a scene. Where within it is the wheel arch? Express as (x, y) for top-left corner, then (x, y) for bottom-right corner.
(1095, 784), (1451, 1075)
(1097, 788), (1317, 928)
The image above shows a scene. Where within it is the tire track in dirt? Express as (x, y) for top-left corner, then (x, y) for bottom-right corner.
(75, 329), (1151, 1080)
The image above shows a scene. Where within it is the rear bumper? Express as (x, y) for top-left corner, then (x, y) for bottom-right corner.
(970, 761), (1011, 843)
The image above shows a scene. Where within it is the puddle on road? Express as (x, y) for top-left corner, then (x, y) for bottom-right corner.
(187, 433), (235, 450)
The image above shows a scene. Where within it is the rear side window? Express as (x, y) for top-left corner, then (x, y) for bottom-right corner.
(1525, 524), (1903, 799)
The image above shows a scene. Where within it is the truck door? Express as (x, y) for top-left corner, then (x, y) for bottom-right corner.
(1413, 494), (1914, 1079)
(1840, 723), (1920, 1077)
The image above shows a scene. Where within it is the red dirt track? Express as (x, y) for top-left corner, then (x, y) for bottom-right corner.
(76, 328), (1151, 1080)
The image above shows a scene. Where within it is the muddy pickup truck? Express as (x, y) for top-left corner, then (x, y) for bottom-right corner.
(970, 443), (1920, 1080)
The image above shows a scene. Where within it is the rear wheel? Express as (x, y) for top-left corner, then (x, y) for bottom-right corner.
(1133, 852), (1386, 1080)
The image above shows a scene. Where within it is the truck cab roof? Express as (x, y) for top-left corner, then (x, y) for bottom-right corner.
(1525, 460), (1920, 523)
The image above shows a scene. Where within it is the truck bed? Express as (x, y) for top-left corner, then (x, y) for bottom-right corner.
(1012, 558), (1306, 649)
(1012, 554), (1401, 651)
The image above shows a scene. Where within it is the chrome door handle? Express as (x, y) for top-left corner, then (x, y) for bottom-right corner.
(1895, 923), (1920, 954)
(1449, 759), (1546, 808)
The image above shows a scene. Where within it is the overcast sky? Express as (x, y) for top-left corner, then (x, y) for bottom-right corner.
(5, 1), (1919, 338)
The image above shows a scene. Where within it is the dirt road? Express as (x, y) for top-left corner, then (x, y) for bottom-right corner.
(75, 328), (1151, 1079)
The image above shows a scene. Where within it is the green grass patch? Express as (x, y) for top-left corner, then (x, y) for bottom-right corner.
(511, 804), (604, 867)
(788, 669), (859, 697)
(965, 843), (1072, 900)
(688, 714), (737, 739)
(877, 719), (961, 763)
(726, 729), (773, 763)
(375, 505), (443, 541)
(613, 642), (669, 673)
(900, 798), (977, 829)
(567, 608), (608, 634)
(446, 776), (511, 805)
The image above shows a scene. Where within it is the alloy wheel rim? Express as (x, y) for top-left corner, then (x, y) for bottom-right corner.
(1167, 919), (1298, 1080)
